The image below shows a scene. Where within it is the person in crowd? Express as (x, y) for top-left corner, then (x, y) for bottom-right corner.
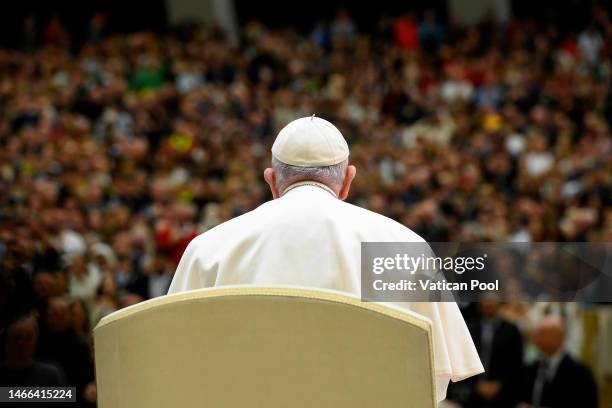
(36, 297), (94, 407)
(0, 314), (65, 386)
(70, 299), (92, 344)
(447, 301), (523, 407)
(517, 315), (598, 408)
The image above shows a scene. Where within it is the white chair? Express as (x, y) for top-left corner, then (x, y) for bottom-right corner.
(94, 286), (436, 407)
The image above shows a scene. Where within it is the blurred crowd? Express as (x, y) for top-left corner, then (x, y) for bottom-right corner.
(0, 5), (611, 407)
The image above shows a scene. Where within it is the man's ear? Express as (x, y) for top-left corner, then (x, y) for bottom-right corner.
(264, 168), (280, 199)
(338, 165), (356, 201)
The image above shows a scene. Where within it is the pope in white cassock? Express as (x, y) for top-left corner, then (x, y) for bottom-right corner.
(168, 115), (484, 403)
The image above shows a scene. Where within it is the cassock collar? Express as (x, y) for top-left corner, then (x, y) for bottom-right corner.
(281, 181), (337, 198)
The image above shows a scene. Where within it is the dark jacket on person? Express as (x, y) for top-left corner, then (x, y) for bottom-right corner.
(519, 353), (598, 408)
(447, 316), (523, 408)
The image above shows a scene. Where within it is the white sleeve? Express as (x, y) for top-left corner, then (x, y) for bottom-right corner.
(167, 238), (204, 294)
(394, 301), (484, 403)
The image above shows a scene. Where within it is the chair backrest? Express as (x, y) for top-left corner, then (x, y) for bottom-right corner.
(94, 286), (436, 408)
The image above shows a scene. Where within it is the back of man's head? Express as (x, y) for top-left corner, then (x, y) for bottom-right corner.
(271, 157), (348, 194)
(265, 116), (355, 199)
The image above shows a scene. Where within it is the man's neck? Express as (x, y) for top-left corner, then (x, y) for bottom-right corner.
(281, 181), (337, 198)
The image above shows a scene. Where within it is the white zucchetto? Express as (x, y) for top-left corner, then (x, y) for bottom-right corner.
(272, 116), (349, 167)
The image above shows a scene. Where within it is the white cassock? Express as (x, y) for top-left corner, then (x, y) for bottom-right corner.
(169, 182), (484, 402)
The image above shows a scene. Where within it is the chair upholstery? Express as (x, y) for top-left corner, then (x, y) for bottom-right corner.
(94, 286), (436, 408)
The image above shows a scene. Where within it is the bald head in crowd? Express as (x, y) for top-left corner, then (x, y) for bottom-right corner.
(533, 315), (566, 358)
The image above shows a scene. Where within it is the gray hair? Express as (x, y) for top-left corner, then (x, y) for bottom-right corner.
(272, 157), (348, 194)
